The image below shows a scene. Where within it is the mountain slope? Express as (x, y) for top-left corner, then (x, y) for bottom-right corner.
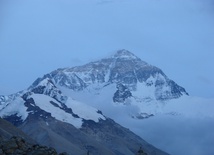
(0, 118), (65, 155)
(0, 118), (34, 143)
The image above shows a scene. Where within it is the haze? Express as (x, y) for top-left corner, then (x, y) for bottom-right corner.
(1, 1), (214, 155)
(0, 0), (214, 98)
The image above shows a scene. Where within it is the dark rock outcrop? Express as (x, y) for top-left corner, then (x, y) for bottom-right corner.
(0, 136), (62, 155)
(113, 83), (132, 103)
(0, 118), (67, 155)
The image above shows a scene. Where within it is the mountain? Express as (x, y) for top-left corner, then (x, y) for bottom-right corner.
(0, 118), (66, 155)
(2, 49), (212, 155)
(0, 76), (168, 155)
(34, 49), (188, 118)
(26, 49), (213, 155)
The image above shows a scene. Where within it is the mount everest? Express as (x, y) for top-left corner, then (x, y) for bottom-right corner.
(37, 49), (190, 118)
(1, 50), (214, 155)
(0, 78), (167, 155)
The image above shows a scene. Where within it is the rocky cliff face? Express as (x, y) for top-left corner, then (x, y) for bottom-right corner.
(113, 83), (132, 103)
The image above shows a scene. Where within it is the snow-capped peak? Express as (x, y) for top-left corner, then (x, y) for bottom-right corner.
(111, 49), (140, 60)
(39, 49), (188, 102)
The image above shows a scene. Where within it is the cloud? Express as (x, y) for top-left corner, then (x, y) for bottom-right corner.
(116, 115), (214, 155)
(198, 76), (213, 85)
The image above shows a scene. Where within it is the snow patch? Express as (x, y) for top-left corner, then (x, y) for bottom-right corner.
(30, 94), (83, 128)
(0, 97), (28, 121)
(66, 98), (105, 122)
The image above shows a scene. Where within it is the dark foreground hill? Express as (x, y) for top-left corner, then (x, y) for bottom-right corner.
(0, 118), (67, 155)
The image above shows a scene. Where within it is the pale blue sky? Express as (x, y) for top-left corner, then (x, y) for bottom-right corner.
(0, 0), (214, 98)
